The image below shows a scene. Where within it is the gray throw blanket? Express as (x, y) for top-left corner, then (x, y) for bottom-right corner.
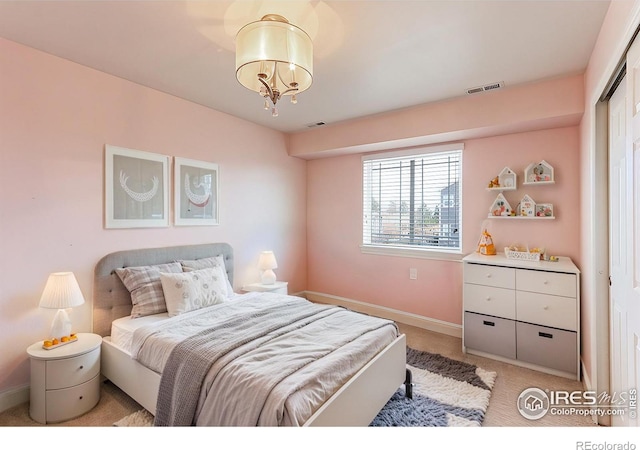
(152, 294), (396, 426)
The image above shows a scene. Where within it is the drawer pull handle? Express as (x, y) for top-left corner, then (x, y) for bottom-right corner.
(485, 297), (491, 301)
(539, 332), (553, 339)
(483, 320), (495, 327)
(486, 274), (492, 278)
(543, 280), (549, 285)
(543, 305), (549, 310)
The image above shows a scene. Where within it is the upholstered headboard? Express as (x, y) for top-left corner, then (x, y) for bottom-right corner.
(93, 243), (234, 337)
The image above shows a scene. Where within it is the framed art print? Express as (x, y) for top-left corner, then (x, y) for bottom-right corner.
(174, 157), (219, 226)
(105, 145), (170, 228)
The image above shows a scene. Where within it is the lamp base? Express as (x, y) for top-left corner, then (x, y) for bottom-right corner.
(49, 308), (72, 340)
(260, 269), (277, 285)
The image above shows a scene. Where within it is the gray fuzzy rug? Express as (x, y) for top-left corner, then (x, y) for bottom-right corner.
(369, 348), (497, 427)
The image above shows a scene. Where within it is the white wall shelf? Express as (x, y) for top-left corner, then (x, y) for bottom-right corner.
(486, 186), (516, 192)
(524, 160), (554, 183)
(487, 215), (555, 220)
(522, 180), (555, 186)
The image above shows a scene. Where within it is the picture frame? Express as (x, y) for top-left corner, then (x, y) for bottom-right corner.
(105, 145), (170, 228)
(174, 157), (219, 226)
(535, 203), (554, 218)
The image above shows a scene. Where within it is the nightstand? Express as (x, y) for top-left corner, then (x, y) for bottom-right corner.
(27, 332), (102, 424)
(242, 281), (288, 295)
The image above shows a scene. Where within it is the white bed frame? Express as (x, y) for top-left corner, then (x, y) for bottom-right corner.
(94, 243), (408, 426)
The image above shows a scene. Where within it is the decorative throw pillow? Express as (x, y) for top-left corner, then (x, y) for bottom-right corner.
(115, 262), (182, 318)
(160, 266), (228, 317)
(179, 255), (233, 297)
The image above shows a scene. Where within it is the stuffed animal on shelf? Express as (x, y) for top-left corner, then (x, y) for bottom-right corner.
(487, 176), (500, 188)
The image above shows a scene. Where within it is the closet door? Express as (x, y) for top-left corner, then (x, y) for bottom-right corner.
(626, 31), (640, 428)
(610, 32), (640, 428)
(608, 62), (629, 427)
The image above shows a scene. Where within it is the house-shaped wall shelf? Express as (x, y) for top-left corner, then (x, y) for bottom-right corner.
(487, 167), (517, 191)
(517, 194), (536, 217)
(488, 193), (513, 217)
(523, 160), (555, 185)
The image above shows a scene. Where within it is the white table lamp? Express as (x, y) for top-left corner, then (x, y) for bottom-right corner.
(39, 272), (85, 339)
(258, 251), (278, 285)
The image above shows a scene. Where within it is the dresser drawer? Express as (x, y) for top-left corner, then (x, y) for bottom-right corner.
(464, 312), (516, 359)
(516, 269), (577, 298)
(46, 348), (100, 390)
(464, 283), (516, 319)
(45, 374), (100, 423)
(516, 322), (577, 375)
(516, 291), (577, 331)
(464, 263), (515, 289)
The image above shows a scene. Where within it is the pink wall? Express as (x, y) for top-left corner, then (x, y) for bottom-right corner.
(463, 128), (581, 262)
(0, 38), (307, 394)
(307, 126), (581, 324)
(307, 154), (463, 323)
(289, 74), (584, 159)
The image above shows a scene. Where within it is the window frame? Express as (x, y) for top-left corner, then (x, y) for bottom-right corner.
(361, 143), (463, 260)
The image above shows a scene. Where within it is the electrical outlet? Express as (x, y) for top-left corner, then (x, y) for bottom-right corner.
(409, 268), (417, 280)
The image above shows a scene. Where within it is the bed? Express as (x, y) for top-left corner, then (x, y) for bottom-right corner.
(93, 243), (409, 426)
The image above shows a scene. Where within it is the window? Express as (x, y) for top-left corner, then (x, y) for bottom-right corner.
(362, 143), (462, 256)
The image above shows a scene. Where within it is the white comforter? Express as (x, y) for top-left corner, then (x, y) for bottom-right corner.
(130, 292), (399, 426)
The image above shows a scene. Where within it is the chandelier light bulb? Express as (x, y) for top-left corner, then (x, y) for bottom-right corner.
(271, 106), (278, 117)
(291, 94), (298, 104)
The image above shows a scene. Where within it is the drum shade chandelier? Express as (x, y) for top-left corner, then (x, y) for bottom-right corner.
(235, 14), (313, 117)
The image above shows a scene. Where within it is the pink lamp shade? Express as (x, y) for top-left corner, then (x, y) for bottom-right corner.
(257, 251), (278, 285)
(39, 272), (85, 339)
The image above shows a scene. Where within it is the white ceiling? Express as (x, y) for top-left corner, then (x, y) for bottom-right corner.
(0, 0), (611, 133)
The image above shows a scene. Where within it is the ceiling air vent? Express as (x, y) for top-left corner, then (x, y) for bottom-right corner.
(306, 121), (326, 128)
(466, 81), (504, 95)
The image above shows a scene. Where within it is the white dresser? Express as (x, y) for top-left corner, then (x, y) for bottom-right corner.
(462, 253), (580, 380)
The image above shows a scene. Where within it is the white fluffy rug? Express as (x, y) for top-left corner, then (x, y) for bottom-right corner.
(113, 408), (154, 427)
(370, 348), (497, 426)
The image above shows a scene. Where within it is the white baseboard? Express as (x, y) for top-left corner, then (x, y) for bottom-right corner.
(0, 384), (29, 414)
(304, 291), (462, 338)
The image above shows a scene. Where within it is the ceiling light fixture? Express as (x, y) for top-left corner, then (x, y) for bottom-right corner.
(235, 14), (313, 117)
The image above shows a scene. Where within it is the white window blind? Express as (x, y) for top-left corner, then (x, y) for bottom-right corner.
(362, 144), (462, 254)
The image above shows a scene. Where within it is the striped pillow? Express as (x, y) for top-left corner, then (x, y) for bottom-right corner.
(115, 262), (182, 318)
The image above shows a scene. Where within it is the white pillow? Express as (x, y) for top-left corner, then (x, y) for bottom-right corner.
(179, 255), (233, 297)
(160, 266), (228, 317)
